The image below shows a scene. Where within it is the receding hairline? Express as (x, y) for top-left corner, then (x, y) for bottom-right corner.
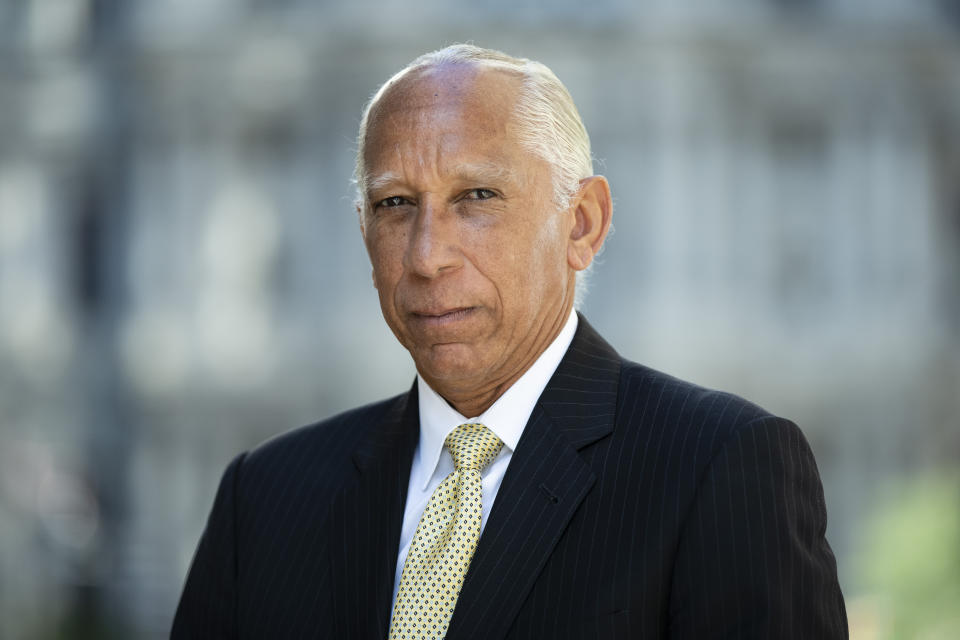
(356, 47), (593, 206)
(360, 60), (526, 157)
(356, 46), (592, 195)
(368, 48), (531, 114)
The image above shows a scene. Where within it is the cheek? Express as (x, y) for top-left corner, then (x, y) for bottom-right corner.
(487, 238), (557, 308)
(366, 229), (407, 287)
(523, 214), (567, 277)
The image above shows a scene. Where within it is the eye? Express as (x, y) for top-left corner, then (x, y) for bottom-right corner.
(464, 188), (497, 201)
(376, 195), (410, 208)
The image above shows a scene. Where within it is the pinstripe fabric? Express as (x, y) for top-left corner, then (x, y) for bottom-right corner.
(172, 315), (847, 639)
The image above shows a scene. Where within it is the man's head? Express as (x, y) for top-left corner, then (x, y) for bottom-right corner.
(356, 45), (594, 214)
(356, 45), (612, 415)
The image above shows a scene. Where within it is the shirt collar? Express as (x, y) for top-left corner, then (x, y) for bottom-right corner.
(415, 309), (579, 491)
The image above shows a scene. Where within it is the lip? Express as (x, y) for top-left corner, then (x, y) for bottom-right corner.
(410, 306), (477, 328)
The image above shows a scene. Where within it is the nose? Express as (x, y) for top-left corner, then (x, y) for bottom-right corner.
(404, 199), (462, 278)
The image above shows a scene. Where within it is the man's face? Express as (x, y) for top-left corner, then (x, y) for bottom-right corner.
(360, 64), (576, 402)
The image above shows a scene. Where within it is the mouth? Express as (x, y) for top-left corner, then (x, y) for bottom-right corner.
(410, 306), (477, 328)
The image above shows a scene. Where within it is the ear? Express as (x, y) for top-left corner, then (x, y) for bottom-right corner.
(566, 175), (612, 272)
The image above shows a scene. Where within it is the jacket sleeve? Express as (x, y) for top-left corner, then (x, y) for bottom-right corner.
(667, 416), (848, 639)
(171, 452), (247, 640)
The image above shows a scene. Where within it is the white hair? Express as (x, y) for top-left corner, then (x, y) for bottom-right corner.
(354, 44), (597, 305)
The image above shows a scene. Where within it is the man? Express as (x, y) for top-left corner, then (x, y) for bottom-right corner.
(172, 45), (847, 639)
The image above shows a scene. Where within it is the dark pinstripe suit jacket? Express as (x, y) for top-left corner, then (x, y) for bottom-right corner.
(172, 316), (847, 639)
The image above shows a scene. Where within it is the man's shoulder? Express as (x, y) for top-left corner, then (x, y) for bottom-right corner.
(619, 358), (770, 419)
(239, 392), (408, 480)
(560, 316), (790, 447)
(615, 356), (791, 449)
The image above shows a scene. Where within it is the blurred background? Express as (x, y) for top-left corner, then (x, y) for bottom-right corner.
(1, 0), (958, 638)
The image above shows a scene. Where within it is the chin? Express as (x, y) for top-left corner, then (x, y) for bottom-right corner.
(415, 344), (487, 388)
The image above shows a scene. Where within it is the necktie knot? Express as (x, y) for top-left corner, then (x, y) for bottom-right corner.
(445, 422), (503, 472)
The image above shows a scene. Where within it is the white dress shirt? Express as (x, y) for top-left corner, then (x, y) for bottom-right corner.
(391, 310), (579, 607)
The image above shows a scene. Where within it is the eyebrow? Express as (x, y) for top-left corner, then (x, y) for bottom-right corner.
(364, 161), (517, 198)
(365, 171), (403, 194)
(451, 161), (514, 186)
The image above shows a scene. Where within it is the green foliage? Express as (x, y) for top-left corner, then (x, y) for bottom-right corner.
(857, 473), (960, 639)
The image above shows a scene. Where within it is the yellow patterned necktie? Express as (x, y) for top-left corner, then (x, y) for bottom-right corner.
(389, 422), (504, 640)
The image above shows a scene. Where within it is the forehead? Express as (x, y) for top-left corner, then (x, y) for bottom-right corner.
(363, 64), (525, 175)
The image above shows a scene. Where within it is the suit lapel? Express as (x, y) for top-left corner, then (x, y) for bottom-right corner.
(446, 315), (622, 639)
(329, 384), (419, 640)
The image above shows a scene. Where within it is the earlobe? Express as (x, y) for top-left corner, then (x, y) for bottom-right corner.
(567, 176), (613, 272)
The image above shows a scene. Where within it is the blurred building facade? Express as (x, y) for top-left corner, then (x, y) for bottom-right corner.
(0, 0), (958, 637)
